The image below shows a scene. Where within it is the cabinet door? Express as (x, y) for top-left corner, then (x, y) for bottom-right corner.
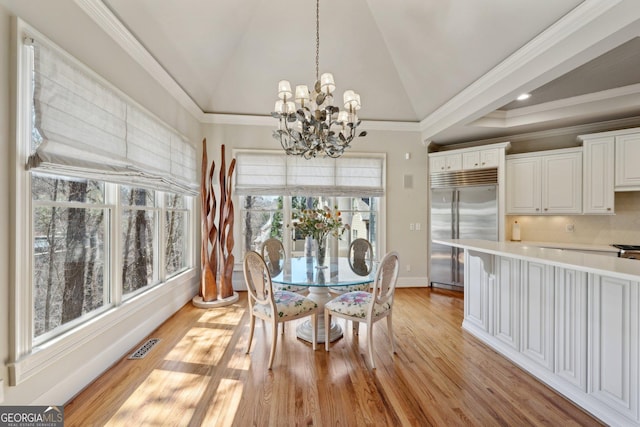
(430, 153), (462, 173)
(506, 157), (541, 214)
(615, 134), (640, 189)
(589, 274), (639, 421)
(555, 268), (587, 391)
(494, 256), (519, 350)
(464, 250), (493, 334)
(462, 151), (481, 170)
(541, 152), (582, 214)
(583, 138), (614, 214)
(445, 153), (462, 172)
(480, 148), (500, 168)
(430, 156), (447, 173)
(521, 261), (554, 370)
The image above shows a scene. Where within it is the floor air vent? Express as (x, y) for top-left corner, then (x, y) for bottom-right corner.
(128, 338), (161, 360)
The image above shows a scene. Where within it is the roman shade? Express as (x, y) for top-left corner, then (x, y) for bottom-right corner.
(27, 40), (198, 195)
(235, 151), (384, 196)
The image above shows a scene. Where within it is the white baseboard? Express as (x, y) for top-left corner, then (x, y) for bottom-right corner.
(397, 276), (429, 287)
(0, 379), (4, 403)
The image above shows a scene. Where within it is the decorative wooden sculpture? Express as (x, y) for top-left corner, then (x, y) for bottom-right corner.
(196, 138), (237, 305)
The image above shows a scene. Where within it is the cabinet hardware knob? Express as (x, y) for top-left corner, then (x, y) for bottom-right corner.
(607, 207), (611, 211)
(447, 166), (450, 169)
(536, 208), (540, 211)
(544, 208), (548, 211)
(474, 163), (478, 166)
(482, 162), (485, 165)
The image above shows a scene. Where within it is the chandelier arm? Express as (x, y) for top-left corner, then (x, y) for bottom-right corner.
(316, 0), (320, 83)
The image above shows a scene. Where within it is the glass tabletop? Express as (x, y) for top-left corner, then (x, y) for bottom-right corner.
(271, 256), (376, 288)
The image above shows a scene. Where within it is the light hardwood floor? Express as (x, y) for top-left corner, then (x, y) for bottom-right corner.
(64, 288), (602, 426)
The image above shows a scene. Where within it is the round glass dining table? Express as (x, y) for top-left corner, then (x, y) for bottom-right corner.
(271, 256), (376, 343)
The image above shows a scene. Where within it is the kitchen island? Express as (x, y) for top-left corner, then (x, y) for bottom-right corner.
(434, 239), (640, 427)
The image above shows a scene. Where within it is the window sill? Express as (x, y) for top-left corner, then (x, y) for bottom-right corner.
(9, 268), (196, 387)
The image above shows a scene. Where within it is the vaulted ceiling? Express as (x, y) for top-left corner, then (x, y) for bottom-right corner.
(50, 1), (640, 144)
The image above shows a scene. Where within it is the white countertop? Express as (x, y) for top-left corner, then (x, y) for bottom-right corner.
(433, 239), (640, 281)
(517, 241), (618, 253)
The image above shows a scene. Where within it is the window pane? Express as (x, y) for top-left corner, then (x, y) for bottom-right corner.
(240, 195), (283, 254)
(32, 173), (104, 204)
(165, 210), (187, 276)
(165, 192), (185, 209)
(33, 206), (107, 337)
(122, 209), (156, 294)
(121, 186), (155, 207)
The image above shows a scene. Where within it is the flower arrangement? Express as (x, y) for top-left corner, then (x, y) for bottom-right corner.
(291, 205), (350, 242)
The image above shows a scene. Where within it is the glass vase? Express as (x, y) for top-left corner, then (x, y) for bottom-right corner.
(315, 236), (328, 269)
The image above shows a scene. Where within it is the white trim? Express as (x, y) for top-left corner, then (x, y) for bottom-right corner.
(420, 0), (637, 139)
(441, 115), (640, 148)
(73, 0), (204, 121)
(397, 277), (429, 288)
(73, 0), (422, 134)
(202, 112), (420, 132)
(471, 84), (640, 128)
(9, 268), (196, 388)
(0, 379), (4, 403)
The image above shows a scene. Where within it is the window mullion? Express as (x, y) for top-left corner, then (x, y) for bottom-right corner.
(106, 182), (121, 305)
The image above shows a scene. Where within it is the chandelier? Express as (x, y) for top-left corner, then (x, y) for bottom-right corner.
(271, 0), (366, 159)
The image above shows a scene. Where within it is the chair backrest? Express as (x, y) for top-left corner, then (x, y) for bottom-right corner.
(261, 238), (285, 276)
(370, 251), (400, 313)
(348, 238), (373, 276)
(243, 251), (275, 308)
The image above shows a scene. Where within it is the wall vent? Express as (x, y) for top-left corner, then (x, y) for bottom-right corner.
(128, 338), (161, 360)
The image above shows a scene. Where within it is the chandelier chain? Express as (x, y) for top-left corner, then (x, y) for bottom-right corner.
(315, 0), (320, 82)
(271, 0), (366, 158)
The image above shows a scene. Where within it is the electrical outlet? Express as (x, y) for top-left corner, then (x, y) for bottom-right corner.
(565, 224), (575, 232)
(406, 264), (411, 272)
(415, 222), (421, 231)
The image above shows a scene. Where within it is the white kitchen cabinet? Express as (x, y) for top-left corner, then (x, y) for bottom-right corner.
(588, 274), (639, 422)
(430, 153), (462, 172)
(462, 148), (500, 170)
(520, 261), (554, 371)
(493, 256), (520, 350)
(554, 268), (587, 391)
(615, 133), (640, 190)
(463, 250), (493, 334)
(506, 148), (582, 214)
(581, 138), (615, 214)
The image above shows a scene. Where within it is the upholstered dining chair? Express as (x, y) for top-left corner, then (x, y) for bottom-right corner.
(329, 238), (374, 295)
(260, 238), (307, 294)
(244, 251), (318, 369)
(324, 251), (400, 369)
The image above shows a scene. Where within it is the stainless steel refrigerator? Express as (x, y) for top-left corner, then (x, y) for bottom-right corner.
(430, 168), (498, 291)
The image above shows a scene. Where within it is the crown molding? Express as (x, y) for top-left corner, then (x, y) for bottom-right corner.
(74, 0), (205, 121)
(454, 115), (640, 147)
(74, 0), (421, 134)
(471, 83), (640, 128)
(202, 113), (420, 132)
(419, 0), (633, 138)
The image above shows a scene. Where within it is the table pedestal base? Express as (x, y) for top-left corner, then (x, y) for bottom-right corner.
(297, 286), (343, 343)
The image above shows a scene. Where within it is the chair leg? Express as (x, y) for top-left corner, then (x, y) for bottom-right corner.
(324, 309), (331, 351)
(268, 320), (278, 370)
(281, 322), (285, 335)
(246, 315), (255, 354)
(387, 313), (396, 354)
(311, 313), (317, 350)
(352, 320), (359, 335)
(367, 320), (376, 370)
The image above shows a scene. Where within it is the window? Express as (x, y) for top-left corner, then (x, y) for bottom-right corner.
(235, 150), (385, 260)
(12, 25), (197, 382)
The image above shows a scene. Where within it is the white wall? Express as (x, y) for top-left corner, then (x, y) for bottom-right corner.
(203, 123), (428, 286)
(0, 1), (201, 405)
